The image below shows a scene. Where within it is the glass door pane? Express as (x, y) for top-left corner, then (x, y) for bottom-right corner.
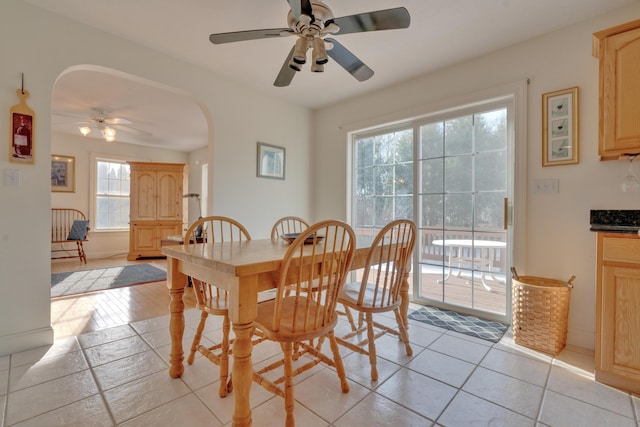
(416, 108), (509, 320)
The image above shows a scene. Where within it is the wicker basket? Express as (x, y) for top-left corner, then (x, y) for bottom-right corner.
(511, 269), (575, 355)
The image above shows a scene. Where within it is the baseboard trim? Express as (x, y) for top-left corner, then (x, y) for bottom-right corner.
(0, 325), (54, 357)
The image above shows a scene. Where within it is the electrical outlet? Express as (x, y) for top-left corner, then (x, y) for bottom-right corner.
(533, 178), (559, 194)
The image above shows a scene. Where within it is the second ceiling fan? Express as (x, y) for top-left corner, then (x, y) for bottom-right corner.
(209, 0), (410, 87)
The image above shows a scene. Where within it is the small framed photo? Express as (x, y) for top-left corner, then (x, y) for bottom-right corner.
(10, 112), (34, 164)
(257, 142), (285, 180)
(542, 86), (579, 166)
(51, 154), (75, 192)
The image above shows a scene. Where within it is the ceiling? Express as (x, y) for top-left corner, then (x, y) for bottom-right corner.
(28, 0), (635, 152)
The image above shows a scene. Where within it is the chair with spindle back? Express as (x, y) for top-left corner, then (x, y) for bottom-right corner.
(51, 208), (90, 264)
(184, 215), (262, 398)
(336, 219), (416, 380)
(270, 216), (309, 241)
(252, 220), (355, 427)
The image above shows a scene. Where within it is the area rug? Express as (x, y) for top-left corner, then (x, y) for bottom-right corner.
(408, 306), (508, 343)
(51, 264), (167, 298)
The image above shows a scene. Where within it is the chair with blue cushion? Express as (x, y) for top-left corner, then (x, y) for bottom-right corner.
(51, 208), (90, 264)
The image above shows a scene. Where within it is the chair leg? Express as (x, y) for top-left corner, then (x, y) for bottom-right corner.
(76, 241), (87, 264)
(342, 305), (357, 331)
(188, 311), (208, 365)
(282, 342), (295, 427)
(394, 308), (413, 356)
(327, 330), (350, 393)
(365, 313), (379, 381)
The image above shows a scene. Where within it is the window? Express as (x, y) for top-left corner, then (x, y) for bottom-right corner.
(95, 159), (130, 230)
(353, 128), (413, 239)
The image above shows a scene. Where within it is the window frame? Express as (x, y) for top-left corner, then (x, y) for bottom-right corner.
(347, 80), (528, 323)
(90, 153), (132, 233)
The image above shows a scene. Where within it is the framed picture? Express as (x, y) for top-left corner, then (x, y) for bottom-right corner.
(9, 88), (35, 164)
(257, 142), (285, 180)
(51, 154), (75, 192)
(542, 86), (579, 166)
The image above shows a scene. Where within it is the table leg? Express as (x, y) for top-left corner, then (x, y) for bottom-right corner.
(167, 257), (186, 378)
(477, 248), (493, 292)
(437, 246), (455, 284)
(232, 322), (254, 427)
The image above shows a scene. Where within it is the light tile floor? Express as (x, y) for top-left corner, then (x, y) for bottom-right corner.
(1, 304), (639, 427)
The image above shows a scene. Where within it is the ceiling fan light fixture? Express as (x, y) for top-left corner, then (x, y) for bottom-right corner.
(292, 37), (308, 64)
(311, 62), (324, 73)
(103, 126), (116, 142)
(312, 37), (328, 65)
(79, 126), (91, 136)
(288, 59), (302, 72)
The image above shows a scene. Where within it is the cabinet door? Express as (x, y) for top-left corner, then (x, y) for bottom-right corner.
(130, 171), (157, 220)
(600, 266), (640, 380)
(601, 26), (640, 154)
(156, 171), (182, 221)
(158, 224), (182, 242)
(132, 223), (158, 251)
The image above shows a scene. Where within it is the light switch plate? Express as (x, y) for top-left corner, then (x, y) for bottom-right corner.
(533, 178), (559, 194)
(3, 169), (20, 187)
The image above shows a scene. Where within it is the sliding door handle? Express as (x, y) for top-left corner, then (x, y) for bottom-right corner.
(503, 197), (509, 230)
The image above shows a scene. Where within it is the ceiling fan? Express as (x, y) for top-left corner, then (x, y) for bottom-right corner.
(209, 0), (410, 87)
(54, 109), (150, 141)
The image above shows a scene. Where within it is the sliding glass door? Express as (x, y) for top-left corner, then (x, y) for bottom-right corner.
(351, 99), (513, 322)
(417, 105), (509, 321)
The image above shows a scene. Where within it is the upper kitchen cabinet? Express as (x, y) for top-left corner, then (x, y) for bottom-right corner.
(593, 19), (640, 160)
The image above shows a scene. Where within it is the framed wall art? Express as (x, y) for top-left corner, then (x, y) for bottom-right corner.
(542, 86), (579, 166)
(257, 142), (285, 180)
(51, 154), (75, 192)
(10, 89), (35, 164)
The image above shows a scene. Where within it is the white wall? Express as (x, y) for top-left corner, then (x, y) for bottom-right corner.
(0, 0), (313, 356)
(314, 3), (640, 350)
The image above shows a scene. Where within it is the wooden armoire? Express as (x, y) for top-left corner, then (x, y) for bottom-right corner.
(127, 161), (185, 260)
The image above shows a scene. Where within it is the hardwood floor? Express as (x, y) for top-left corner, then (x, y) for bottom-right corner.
(51, 255), (196, 339)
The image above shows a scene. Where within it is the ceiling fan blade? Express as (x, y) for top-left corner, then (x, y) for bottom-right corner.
(104, 117), (132, 125)
(110, 123), (152, 137)
(210, 28), (292, 44)
(274, 46), (297, 87)
(325, 38), (374, 82)
(332, 7), (410, 36)
(288, 0), (301, 19)
(53, 112), (86, 120)
(286, 0), (313, 20)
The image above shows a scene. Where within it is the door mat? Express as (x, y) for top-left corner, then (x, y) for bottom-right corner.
(51, 264), (167, 298)
(408, 306), (508, 343)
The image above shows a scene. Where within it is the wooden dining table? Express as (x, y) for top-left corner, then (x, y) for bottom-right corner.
(162, 238), (411, 427)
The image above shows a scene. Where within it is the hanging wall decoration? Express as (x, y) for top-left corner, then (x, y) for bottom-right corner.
(257, 142), (286, 180)
(542, 86), (579, 166)
(10, 77), (35, 164)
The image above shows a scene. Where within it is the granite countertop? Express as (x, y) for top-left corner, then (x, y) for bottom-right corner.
(590, 210), (640, 234)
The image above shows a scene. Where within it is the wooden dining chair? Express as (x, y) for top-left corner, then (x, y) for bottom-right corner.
(184, 215), (254, 398)
(270, 216), (309, 241)
(336, 219), (416, 381)
(252, 220), (355, 427)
